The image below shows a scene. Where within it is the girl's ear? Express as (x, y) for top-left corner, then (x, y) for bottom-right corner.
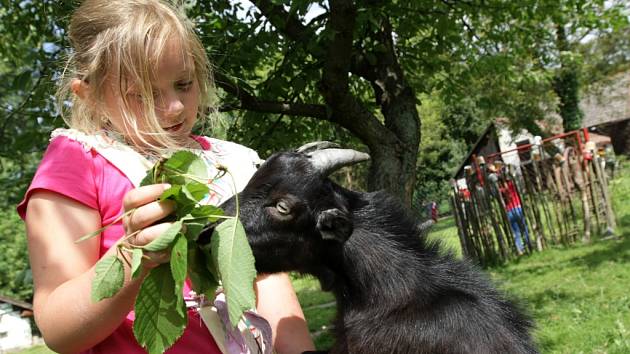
(71, 79), (90, 99)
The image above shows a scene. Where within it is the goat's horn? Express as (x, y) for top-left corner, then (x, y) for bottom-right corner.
(296, 141), (340, 153)
(308, 148), (370, 176)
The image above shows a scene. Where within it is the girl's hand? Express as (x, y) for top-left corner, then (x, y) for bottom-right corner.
(122, 183), (175, 268)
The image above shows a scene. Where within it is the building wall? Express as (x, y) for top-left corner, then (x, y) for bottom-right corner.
(496, 125), (535, 169)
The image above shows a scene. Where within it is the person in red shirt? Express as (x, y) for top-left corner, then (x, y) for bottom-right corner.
(500, 177), (530, 255)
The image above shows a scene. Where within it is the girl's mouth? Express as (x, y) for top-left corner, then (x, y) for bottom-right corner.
(164, 122), (184, 132)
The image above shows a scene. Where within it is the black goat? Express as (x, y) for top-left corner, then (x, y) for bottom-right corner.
(207, 143), (537, 354)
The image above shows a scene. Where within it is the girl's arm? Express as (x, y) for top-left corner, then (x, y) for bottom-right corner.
(25, 185), (173, 353)
(255, 273), (316, 354)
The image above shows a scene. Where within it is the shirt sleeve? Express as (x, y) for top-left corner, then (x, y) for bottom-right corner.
(17, 135), (98, 219)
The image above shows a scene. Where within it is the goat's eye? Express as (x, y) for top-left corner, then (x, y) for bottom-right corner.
(276, 200), (291, 215)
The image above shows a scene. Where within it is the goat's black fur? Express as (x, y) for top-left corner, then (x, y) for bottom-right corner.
(202, 151), (538, 354)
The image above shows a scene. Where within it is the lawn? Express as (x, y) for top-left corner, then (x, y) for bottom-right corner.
(293, 160), (630, 353)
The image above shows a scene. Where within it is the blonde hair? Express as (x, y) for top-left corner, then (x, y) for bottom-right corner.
(57, 0), (216, 151)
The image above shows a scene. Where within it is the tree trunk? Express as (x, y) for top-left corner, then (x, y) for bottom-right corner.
(319, 0), (420, 206)
(366, 98), (419, 205)
(358, 18), (420, 205)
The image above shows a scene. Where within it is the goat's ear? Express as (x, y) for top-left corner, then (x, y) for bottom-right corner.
(316, 208), (352, 242)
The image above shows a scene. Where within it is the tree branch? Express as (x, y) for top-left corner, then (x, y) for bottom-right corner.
(214, 71), (327, 119)
(0, 68), (47, 141)
(252, 0), (316, 45)
(247, 0), (398, 148)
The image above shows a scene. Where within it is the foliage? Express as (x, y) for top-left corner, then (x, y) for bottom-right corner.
(0, 1), (73, 159)
(190, 0), (627, 204)
(86, 151), (255, 353)
(412, 0), (628, 206)
(554, 55), (583, 132)
(580, 22), (630, 90)
(0, 1), (72, 210)
(190, 0), (427, 202)
(0, 209), (32, 301)
(0, 155), (39, 210)
(2, 0), (629, 207)
(412, 93), (476, 208)
(2, 2), (629, 351)
(432, 0), (627, 133)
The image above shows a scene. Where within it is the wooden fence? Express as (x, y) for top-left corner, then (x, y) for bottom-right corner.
(450, 129), (616, 265)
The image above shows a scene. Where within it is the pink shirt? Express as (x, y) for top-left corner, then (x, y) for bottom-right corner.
(18, 135), (222, 353)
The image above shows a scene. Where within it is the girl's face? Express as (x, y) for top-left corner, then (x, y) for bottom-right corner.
(103, 38), (200, 148)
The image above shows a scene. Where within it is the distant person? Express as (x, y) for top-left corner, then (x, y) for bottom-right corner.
(499, 175), (530, 255)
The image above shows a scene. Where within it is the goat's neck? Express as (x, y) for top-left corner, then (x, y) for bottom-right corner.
(324, 190), (445, 311)
(341, 232), (435, 309)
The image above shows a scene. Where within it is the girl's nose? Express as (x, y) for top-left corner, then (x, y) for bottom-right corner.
(160, 93), (185, 118)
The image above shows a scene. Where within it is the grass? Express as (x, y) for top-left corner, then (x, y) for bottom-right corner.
(292, 160), (630, 353)
(487, 237), (630, 354)
(13, 345), (55, 354)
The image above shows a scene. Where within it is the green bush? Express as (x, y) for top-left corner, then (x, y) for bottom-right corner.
(0, 208), (32, 301)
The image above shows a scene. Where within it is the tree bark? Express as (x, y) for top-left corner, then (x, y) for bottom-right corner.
(367, 19), (420, 204)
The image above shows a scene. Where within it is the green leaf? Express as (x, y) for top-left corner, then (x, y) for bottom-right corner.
(91, 255), (125, 302)
(12, 70), (32, 91)
(182, 191), (200, 206)
(211, 218), (257, 327)
(170, 234), (188, 314)
(140, 160), (164, 186)
(188, 244), (219, 299)
(182, 181), (209, 201)
(163, 151), (208, 185)
(159, 185), (182, 201)
(183, 221), (205, 241)
(175, 204), (195, 219)
(143, 221), (183, 252)
(133, 264), (187, 354)
(199, 241), (220, 281)
(131, 248), (144, 279)
(192, 205), (224, 222)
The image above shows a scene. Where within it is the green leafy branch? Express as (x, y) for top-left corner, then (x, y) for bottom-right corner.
(78, 151), (257, 354)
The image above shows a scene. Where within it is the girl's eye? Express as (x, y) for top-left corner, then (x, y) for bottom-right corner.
(128, 92), (143, 101)
(176, 81), (193, 91)
(128, 91), (158, 101)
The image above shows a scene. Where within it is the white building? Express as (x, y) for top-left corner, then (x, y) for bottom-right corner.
(0, 296), (34, 352)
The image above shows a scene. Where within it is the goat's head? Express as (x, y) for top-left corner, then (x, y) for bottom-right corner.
(215, 142), (370, 274)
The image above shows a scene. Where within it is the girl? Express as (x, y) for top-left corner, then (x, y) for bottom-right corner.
(17, 0), (315, 353)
